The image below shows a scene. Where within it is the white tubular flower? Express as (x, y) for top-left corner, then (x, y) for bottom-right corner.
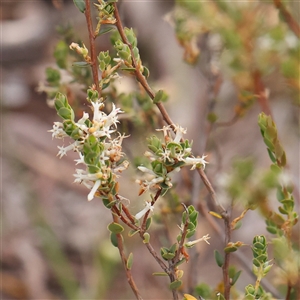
(49, 122), (67, 139)
(185, 234), (211, 248)
(173, 125), (187, 143)
(144, 151), (156, 161)
(57, 143), (78, 158)
(74, 152), (85, 165)
(76, 112), (89, 132)
(105, 104), (123, 128)
(135, 201), (154, 220)
(92, 127), (115, 139)
(137, 166), (157, 176)
(73, 169), (99, 183)
(156, 125), (171, 138)
(69, 42), (89, 59)
(91, 100), (105, 123)
(87, 179), (101, 201)
(160, 149), (172, 162)
(184, 155), (208, 170)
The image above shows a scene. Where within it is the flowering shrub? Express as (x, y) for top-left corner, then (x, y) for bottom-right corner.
(40, 0), (299, 299)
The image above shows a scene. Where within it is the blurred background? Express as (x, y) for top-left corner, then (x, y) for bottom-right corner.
(1, 0), (299, 299)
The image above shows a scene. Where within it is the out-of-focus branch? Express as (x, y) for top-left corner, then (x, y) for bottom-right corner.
(84, 0), (101, 95)
(112, 213), (143, 300)
(272, 0), (300, 38)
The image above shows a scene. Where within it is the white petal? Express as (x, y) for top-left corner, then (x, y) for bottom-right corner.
(87, 179), (101, 201)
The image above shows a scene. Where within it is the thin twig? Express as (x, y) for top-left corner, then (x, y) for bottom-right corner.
(112, 213), (143, 300)
(141, 189), (161, 231)
(222, 216), (232, 300)
(197, 198), (282, 298)
(197, 168), (227, 216)
(272, 0), (300, 38)
(114, 1), (225, 220)
(84, 0), (101, 95)
(113, 3), (175, 129)
(252, 70), (272, 116)
(173, 204), (189, 264)
(111, 204), (139, 231)
(139, 235), (169, 274)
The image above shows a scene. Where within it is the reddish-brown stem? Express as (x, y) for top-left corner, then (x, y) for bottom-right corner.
(111, 205), (139, 231)
(197, 168), (227, 216)
(173, 208), (189, 264)
(112, 213), (143, 300)
(252, 70), (272, 116)
(139, 235), (169, 274)
(113, 3), (175, 129)
(222, 216), (232, 300)
(113, 4), (223, 222)
(141, 189), (162, 230)
(272, 0), (300, 38)
(84, 0), (101, 95)
(285, 283), (292, 300)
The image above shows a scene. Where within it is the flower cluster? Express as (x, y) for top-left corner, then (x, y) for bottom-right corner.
(49, 92), (128, 201)
(136, 125), (208, 196)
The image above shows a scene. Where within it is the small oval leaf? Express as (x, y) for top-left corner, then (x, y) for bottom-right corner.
(143, 232), (150, 244)
(145, 217), (152, 231)
(214, 250), (224, 267)
(110, 232), (118, 247)
(169, 280), (182, 290)
(98, 26), (115, 36)
(128, 229), (139, 237)
(108, 222), (124, 234)
(127, 253), (133, 270)
(72, 61), (90, 68)
(231, 270), (242, 286)
(73, 0), (86, 13)
(152, 272), (169, 276)
(209, 211), (223, 219)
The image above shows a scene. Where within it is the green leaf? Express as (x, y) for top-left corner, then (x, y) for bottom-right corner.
(58, 107), (73, 120)
(189, 211), (198, 224)
(169, 280), (182, 290)
(278, 206), (288, 215)
(267, 148), (276, 163)
(127, 253), (133, 270)
(153, 89), (168, 104)
(231, 270), (242, 286)
(128, 229), (139, 237)
(102, 198), (116, 209)
(72, 61), (90, 68)
(145, 217), (152, 230)
(142, 66), (150, 78)
(110, 232), (119, 247)
(232, 220), (242, 230)
(46, 67), (61, 85)
(54, 41), (69, 69)
(224, 245), (238, 253)
(120, 67), (136, 72)
(266, 226), (277, 235)
(252, 257), (261, 268)
(108, 222), (124, 234)
(194, 283), (211, 299)
(162, 252), (175, 260)
(207, 112), (218, 123)
(98, 26), (116, 36)
(152, 272), (169, 276)
(214, 250), (224, 267)
(73, 0), (86, 13)
(143, 232), (150, 244)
